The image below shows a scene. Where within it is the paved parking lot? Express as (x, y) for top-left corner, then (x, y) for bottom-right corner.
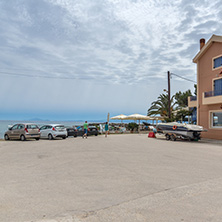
(0, 134), (222, 222)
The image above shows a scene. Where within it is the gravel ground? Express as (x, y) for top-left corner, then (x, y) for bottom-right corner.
(0, 134), (222, 222)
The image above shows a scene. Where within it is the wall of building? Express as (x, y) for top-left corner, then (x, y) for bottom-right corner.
(197, 42), (222, 140)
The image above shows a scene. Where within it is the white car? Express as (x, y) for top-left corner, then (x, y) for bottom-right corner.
(39, 124), (67, 140)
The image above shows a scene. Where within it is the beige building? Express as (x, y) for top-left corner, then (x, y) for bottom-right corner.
(189, 35), (222, 140)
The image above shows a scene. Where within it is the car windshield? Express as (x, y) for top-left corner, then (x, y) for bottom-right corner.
(27, 125), (39, 129)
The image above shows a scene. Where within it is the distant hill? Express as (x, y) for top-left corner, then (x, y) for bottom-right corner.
(28, 118), (50, 121)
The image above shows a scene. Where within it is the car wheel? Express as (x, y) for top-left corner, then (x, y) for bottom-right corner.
(20, 135), (26, 141)
(35, 138), (40, 141)
(74, 135), (77, 138)
(95, 134), (98, 136)
(4, 134), (9, 140)
(62, 136), (66, 139)
(48, 134), (53, 140)
(166, 134), (170, 141)
(171, 134), (176, 141)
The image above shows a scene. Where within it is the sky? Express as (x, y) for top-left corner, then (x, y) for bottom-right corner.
(0, 0), (222, 121)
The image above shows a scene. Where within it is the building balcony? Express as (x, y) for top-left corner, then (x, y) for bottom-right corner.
(202, 90), (222, 105)
(188, 96), (197, 108)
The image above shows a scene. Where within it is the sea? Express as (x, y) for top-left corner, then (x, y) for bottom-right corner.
(0, 120), (85, 139)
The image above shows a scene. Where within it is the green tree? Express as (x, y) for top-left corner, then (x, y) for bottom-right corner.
(174, 90), (192, 108)
(148, 89), (195, 122)
(174, 109), (192, 122)
(127, 122), (138, 132)
(194, 84), (197, 96)
(147, 93), (175, 121)
(173, 89), (193, 122)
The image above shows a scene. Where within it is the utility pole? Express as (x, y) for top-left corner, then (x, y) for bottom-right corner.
(167, 71), (171, 120)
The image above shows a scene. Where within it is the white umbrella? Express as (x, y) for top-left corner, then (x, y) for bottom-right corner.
(126, 114), (149, 120)
(111, 114), (127, 123)
(110, 114), (127, 124)
(110, 114), (127, 120)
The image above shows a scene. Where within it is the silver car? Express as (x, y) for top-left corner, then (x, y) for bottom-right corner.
(39, 124), (67, 140)
(4, 123), (40, 141)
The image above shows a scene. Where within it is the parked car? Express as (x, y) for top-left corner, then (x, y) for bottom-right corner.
(73, 125), (99, 137)
(65, 126), (77, 137)
(4, 123), (40, 141)
(88, 126), (99, 136)
(39, 124), (67, 140)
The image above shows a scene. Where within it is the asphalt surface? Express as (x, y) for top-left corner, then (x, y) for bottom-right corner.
(0, 134), (222, 222)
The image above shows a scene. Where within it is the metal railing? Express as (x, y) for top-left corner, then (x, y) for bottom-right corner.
(190, 96), (197, 101)
(204, 90), (222, 98)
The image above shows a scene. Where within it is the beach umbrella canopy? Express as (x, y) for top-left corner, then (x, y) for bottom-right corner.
(143, 116), (155, 120)
(124, 114), (149, 120)
(110, 114), (127, 120)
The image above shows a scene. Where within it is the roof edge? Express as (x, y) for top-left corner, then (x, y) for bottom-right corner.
(193, 35), (222, 63)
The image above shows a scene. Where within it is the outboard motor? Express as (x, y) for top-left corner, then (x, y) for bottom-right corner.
(193, 131), (201, 140)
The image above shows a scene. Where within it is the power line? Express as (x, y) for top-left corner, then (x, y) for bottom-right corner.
(0, 71), (79, 80)
(0, 69), (197, 84)
(171, 73), (196, 83)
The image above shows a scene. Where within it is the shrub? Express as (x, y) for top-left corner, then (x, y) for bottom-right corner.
(127, 122), (138, 131)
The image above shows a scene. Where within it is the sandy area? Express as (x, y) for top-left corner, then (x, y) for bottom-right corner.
(0, 134), (222, 222)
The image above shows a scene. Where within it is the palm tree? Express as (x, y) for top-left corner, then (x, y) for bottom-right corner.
(174, 90), (193, 122)
(147, 93), (175, 120)
(174, 90), (192, 108)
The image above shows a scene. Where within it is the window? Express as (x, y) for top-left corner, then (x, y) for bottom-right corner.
(211, 112), (222, 128)
(55, 125), (65, 130)
(27, 124), (38, 129)
(40, 126), (46, 130)
(214, 78), (222, 96)
(18, 124), (25, 129)
(11, 124), (18, 130)
(213, 56), (222, 69)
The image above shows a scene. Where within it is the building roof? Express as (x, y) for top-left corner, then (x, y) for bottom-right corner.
(193, 35), (222, 63)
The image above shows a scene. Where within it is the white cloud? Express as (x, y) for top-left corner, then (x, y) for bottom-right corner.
(0, 0), (221, 119)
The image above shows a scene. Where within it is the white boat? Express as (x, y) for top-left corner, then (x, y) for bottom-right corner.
(156, 122), (206, 141)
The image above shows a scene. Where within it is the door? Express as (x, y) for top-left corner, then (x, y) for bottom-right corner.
(9, 124), (19, 139)
(17, 124), (25, 138)
(46, 125), (53, 137)
(214, 79), (222, 96)
(40, 125), (47, 138)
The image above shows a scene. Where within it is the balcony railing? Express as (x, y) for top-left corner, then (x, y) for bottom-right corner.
(204, 90), (222, 98)
(190, 96), (197, 101)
